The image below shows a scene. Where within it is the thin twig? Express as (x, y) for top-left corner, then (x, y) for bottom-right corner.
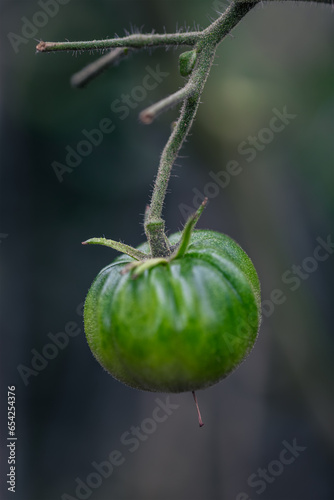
(36, 32), (198, 53)
(139, 83), (196, 125)
(71, 48), (132, 88)
(35, 0), (333, 56)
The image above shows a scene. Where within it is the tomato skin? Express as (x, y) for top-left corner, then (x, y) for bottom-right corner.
(84, 230), (261, 393)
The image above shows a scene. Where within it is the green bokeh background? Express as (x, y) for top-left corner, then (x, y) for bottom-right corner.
(1, 1), (333, 499)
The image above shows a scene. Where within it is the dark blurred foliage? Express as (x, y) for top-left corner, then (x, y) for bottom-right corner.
(1, 1), (334, 499)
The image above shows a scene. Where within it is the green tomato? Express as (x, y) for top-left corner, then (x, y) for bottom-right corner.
(84, 230), (261, 393)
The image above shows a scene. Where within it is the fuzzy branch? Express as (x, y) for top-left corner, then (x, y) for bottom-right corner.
(71, 48), (132, 88)
(146, 1), (257, 228)
(36, 0), (333, 257)
(36, 32), (198, 53)
(139, 83), (196, 125)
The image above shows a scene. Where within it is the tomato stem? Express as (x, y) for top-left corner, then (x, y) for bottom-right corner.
(71, 48), (132, 88)
(143, 2), (257, 255)
(144, 219), (171, 258)
(37, 2), (263, 260)
(36, 32), (198, 53)
(192, 391), (204, 428)
(36, 0), (332, 56)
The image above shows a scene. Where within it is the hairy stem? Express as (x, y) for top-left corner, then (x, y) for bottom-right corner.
(36, 0), (332, 258)
(36, 32), (198, 53)
(145, 1), (256, 236)
(71, 48), (131, 88)
(35, 0), (333, 54)
(146, 92), (205, 224)
(139, 82), (196, 125)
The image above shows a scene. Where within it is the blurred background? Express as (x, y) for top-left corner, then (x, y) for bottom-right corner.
(1, 1), (334, 499)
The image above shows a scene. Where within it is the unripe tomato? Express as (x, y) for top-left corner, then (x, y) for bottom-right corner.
(84, 230), (261, 393)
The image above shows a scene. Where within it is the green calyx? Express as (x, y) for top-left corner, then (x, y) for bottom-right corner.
(82, 198), (208, 277)
(179, 50), (198, 77)
(81, 237), (148, 261)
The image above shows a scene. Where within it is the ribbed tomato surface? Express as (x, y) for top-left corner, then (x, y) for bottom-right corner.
(84, 230), (261, 392)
